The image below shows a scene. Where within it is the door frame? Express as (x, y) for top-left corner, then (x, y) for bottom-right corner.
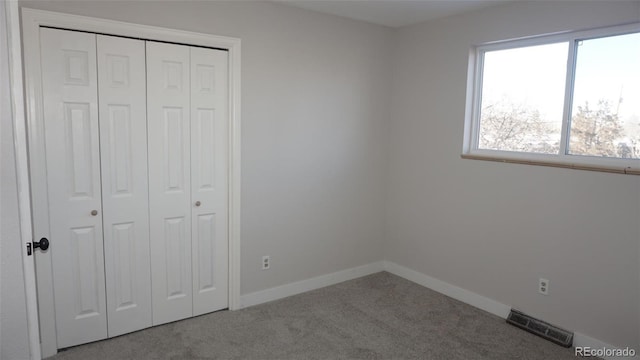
(21, 8), (242, 358)
(5, 2), (41, 360)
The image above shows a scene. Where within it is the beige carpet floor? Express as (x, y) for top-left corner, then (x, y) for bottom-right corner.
(51, 272), (579, 359)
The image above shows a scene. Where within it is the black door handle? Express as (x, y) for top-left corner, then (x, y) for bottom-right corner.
(34, 237), (49, 251)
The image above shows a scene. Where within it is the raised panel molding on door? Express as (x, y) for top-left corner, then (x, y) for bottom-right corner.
(146, 41), (193, 325)
(39, 28), (107, 348)
(97, 34), (152, 337)
(190, 47), (229, 316)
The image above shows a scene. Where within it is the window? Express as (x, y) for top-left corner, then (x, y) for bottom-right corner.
(465, 23), (640, 173)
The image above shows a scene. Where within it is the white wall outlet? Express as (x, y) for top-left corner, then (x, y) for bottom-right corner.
(539, 278), (549, 295)
(262, 255), (270, 270)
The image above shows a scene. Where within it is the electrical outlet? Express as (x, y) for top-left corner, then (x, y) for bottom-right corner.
(539, 278), (549, 295)
(262, 255), (270, 270)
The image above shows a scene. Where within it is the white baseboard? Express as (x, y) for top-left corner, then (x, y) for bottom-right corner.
(239, 259), (633, 359)
(382, 260), (511, 319)
(239, 261), (385, 308)
(383, 260), (635, 359)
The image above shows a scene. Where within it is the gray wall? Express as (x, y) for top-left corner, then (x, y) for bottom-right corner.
(0, 2), (30, 358)
(19, 0), (392, 296)
(387, 0), (640, 347)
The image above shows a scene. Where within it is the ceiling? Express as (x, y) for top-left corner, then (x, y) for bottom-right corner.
(276, 0), (510, 28)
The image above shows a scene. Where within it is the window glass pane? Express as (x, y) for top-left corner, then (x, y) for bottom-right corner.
(569, 32), (640, 159)
(478, 42), (568, 154)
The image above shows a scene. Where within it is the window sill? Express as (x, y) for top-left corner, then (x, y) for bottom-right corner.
(461, 153), (640, 175)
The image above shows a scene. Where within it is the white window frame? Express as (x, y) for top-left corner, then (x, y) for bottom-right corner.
(463, 22), (640, 175)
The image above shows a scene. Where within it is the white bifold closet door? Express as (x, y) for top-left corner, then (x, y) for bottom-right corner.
(147, 42), (229, 325)
(40, 28), (151, 348)
(38, 27), (228, 349)
(97, 34), (152, 338)
(146, 42), (193, 325)
(40, 27), (107, 349)
(190, 47), (229, 316)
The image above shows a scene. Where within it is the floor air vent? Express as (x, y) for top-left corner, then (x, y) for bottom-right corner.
(506, 309), (573, 347)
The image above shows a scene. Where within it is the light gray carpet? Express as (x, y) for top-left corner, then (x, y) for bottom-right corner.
(51, 272), (579, 359)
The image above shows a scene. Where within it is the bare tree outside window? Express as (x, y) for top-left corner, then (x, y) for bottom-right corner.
(475, 31), (640, 160)
(479, 100), (559, 154)
(568, 33), (640, 159)
(477, 42), (566, 154)
(569, 100), (637, 158)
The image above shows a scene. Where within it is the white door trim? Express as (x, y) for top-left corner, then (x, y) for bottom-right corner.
(5, 2), (42, 360)
(21, 8), (242, 358)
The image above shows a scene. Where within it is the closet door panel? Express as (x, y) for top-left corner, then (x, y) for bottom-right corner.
(40, 28), (107, 348)
(190, 47), (229, 315)
(146, 41), (193, 325)
(97, 35), (152, 337)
